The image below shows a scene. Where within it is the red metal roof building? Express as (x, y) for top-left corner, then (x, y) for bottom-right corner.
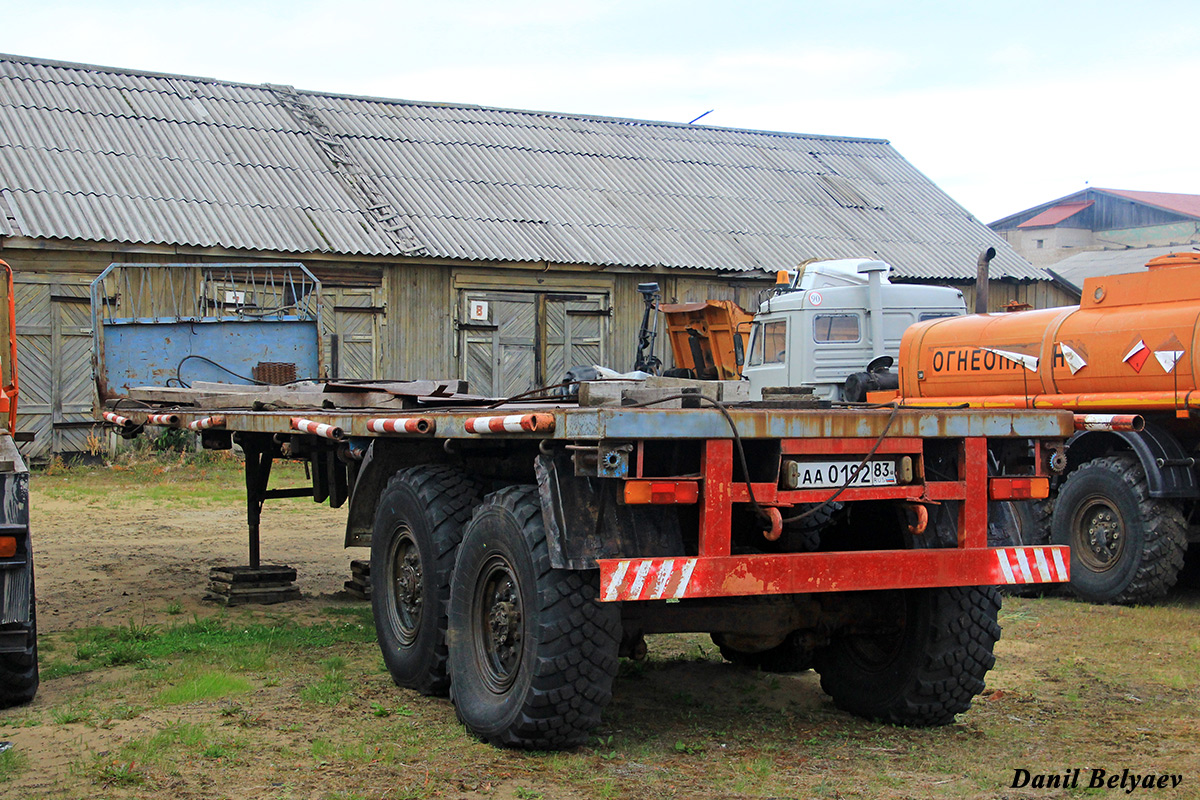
(990, 188), (1200, 270)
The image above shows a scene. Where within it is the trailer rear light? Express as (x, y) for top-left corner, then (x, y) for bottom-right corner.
(989, 476), (1050, 500)
(0, 536), (15, 558)
(624, 481), (699, 505)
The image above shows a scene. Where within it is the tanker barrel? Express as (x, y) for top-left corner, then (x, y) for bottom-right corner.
(1073, 414), (1145, 432)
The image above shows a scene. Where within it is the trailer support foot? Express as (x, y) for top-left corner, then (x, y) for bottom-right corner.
(205, 433), (299, 605)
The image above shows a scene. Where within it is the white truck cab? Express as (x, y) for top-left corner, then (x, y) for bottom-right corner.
(742, 259), (966, 401)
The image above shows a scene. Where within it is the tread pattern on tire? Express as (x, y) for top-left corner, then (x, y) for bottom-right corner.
(372, 464), (481, 696)
(451, 485), (621, 750)
(1057, 455), (1187, 605)
(815, 586), (1000, 727)
(0, 559), (38, 710)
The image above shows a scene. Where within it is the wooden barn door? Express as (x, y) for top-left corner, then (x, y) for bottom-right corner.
(325, 286), (383, 380)
(459, 289), (608, 397)
(14, 274), (95, 460)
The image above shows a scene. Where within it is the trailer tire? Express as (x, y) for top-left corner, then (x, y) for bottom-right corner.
(0, 559), (38, 710)
(1051, 455), (1187, 605)
(992, 499), (1057, 597)
(370, 465), (482, 696)
(814, 586), (999, 727)
(448, 485), (620, 749)
(713, 631), (813, 673)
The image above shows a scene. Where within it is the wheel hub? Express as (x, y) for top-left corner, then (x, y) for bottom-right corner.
(476, 558), (523, 693)
(389, 529), (423, 645)
(1075, 499), (1124, 572)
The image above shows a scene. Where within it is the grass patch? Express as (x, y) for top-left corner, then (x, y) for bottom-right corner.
(300, 656), (352, 706)
(0, 745), (28, 780)
(44, 612), (375, 681)
(159, 670), (253, 705)
(32, 456), (318, 511)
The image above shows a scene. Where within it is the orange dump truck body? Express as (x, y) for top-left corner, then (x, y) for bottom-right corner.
(896, 253), (1200, 411)
(658, 300), (754, 381)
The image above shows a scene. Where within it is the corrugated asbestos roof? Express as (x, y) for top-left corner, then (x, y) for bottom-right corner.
(1048, 245), (1194, 293)
(0, 53), (1043, 280)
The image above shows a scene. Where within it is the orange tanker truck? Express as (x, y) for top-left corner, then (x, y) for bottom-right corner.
(891, 252), (1200, 604)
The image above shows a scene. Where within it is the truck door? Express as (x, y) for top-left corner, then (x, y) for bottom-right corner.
(745, 318), (789, 395)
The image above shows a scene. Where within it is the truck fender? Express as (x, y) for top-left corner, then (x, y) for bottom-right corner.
(1064, 422), (1198, 499)
(343, 440), (417, 547)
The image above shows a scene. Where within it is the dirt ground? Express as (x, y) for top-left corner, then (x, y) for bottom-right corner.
(31, 482), (355, 634)
(6, 464), (1200, 800)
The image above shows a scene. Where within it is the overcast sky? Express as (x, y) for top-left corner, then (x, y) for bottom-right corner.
(5, 0), (1197, 222)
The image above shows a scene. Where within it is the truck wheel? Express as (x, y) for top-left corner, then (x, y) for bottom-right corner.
(814, 586), (1000, 726)
(0, 559), (38, 709)
(713, 631), (813, 672)
(370, 465), (482, 696)
(1051, 455), (1187, 605)
(448, 486), (620, 749)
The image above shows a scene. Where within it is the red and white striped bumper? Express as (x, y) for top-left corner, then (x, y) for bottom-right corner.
(598, 545), (1070, 602)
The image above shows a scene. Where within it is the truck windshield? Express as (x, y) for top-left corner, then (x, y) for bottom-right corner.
(748, 320), (787, 366)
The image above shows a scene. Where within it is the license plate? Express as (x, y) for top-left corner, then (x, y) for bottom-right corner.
(785, 459), (897, 489)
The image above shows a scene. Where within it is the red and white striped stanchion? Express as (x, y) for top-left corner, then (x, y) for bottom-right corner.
(188, 415), (226, 431)
(1073, 414), (1144, 432)
(102, 411), (134, 429)
(291, 416), (345, 441)
(463, 413), (556, 435)
(146, 413), (180, 427)
(367, 417), (435, 435)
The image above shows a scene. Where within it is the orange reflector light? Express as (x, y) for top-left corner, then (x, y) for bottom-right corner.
(775, 269), (790, 285)
(0, 536), (15, 558)
(624, 481), (700, 505)
(989, 476), (1050, 500)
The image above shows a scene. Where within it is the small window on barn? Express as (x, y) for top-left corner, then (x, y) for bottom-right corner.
(1036, 239), (1044, 249)
(814, 314), (860, 343)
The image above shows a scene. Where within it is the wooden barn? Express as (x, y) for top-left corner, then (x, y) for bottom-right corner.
(0, 53), (1060, 459)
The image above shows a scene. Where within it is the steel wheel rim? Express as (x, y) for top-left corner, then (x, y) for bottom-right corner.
(387, 525), (423, 646)
(473, 554), (524, 694)
(1072, 495), (1125, 573)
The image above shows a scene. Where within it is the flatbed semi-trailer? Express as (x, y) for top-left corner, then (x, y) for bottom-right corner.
(91, 263), (1074, 749)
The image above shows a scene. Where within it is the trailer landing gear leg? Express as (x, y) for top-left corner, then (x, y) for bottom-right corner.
(205, 434), (301, 606)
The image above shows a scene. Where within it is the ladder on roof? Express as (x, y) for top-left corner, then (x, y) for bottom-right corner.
(267, 84), (426, 257)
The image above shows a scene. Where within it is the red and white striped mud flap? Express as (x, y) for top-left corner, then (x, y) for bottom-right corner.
(994, 545), (1070, 585)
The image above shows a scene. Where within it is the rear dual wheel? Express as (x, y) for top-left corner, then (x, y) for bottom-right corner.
(814, 586), (1000, 726)
(370, 465), (482, 696)
(448, 486), (620, 749)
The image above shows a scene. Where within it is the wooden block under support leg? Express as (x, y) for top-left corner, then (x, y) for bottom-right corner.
(205, 565), (301, 606)
(343, 559), (371, 600)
